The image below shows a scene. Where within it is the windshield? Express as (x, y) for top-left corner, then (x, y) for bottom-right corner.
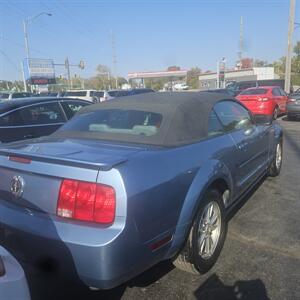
(65, 91), (87, 97)
(94, 91), (104, 97)
(240, 88), (268, 95)
(59, 109), (162, 137)
(11, 92), (31, 98)
(0, 93), (9, 99)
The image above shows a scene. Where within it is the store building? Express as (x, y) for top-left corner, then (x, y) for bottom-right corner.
(198, 67), (278, 90)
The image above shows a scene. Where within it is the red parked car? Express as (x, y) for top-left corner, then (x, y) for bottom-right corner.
(236, 86), (288, 119)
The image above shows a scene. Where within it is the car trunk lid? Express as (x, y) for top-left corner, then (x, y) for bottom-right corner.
(0, 137), (143, 215)
(238, 95), (266, 102)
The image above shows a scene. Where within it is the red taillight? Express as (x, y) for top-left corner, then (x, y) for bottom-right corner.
(258, 97), (269, 102)
(57, 179), (116, 224)
(9, 156), (31, 164)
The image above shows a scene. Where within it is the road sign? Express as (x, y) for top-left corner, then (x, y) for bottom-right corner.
(23, 58), (56, 85)
(79, 60), (85, 70)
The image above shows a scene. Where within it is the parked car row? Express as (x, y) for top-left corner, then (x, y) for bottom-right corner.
(0, 91), (32, 100)
(0, 88), (155, 104)
(0, 85), (298, 145)
(50, 88), (155, 102)
(211, 85), (300, 121)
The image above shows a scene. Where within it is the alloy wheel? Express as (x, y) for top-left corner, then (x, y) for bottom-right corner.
(275, 143), (282, 170)
(198, 201), (221, 260)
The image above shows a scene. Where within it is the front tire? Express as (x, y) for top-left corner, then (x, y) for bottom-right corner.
(173, 189), (227, 274)
(269, 141), (283, 177)
(273, 107), (279, 120)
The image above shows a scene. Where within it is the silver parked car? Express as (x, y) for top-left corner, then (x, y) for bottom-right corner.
(0, 246), (30, 300)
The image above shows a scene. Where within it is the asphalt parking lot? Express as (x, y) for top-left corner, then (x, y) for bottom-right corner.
(25, 117), (300, 300)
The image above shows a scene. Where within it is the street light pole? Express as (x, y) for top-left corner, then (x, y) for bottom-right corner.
(284, 0), (296, 93)
(23, 12), (52, 59)
(22, 12), (52, 92)
(23, 20), (30, 59)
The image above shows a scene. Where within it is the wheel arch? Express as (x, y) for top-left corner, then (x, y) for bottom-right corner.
(164, 159), (233, 259)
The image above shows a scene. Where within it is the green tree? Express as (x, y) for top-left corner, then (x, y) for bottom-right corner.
(92, 64), (114, 89)
(187, 67), (201, 89)
(269, 41), (300, 86)
(294, 41), (300, 57)
(117, 77), (128, 88)
(253, 59), (268, 67)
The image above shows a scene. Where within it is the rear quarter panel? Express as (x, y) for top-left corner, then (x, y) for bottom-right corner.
(116, 134), (236, 256)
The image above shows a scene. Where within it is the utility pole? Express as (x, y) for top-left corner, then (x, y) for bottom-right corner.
(22, 20), (29, 92)
(54, 59), (84, 90)
(110, 31), (118, 88)
(65, 57), (72, 89)
(237, 16), (244, 69)
(285, 0), (296, 93)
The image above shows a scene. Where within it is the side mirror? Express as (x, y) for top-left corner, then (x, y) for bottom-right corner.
(253, 114), (273, 126)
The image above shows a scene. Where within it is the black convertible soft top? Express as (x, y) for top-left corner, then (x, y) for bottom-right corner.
(54, 92), (235, 147)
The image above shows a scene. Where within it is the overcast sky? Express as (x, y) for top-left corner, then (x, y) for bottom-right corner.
(1, 0), (300, 81)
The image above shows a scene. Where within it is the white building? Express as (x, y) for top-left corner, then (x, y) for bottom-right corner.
(198, 67), (278, 90)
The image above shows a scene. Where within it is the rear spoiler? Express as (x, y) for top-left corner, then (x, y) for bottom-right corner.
(0, 149), (127, 171)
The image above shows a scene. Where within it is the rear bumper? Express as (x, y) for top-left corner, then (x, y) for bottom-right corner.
(0, 199), (159, 289)
(287, 104), (300, 117)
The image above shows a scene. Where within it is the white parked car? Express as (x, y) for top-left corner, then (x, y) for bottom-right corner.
(0, 92), (32, 100)
(64, 90), (98, 102)
(0, 246), (30, 300)
(100, 90), (131, 102)
(173, 83), (189, 91)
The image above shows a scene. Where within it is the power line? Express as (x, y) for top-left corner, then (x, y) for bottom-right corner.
(4, 0), (27, 17)
(40, 0), (99, 43)
(58, 0), (102, 38)
(0, 36), (50, 56)
(0, 49), (21, 72)
(57, 1), (98, 39)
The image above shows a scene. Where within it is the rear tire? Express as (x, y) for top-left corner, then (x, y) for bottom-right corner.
(273, 107), (279, 120)
(269, 141), (283, 177)
(287, 114), (295, 121)
(173, 189), (227, 274)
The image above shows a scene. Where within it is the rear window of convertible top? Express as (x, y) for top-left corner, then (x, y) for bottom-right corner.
(60, 109), (163, 137)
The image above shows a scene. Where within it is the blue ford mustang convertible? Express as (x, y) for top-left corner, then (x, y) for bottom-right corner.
(0, 92), (282, 289)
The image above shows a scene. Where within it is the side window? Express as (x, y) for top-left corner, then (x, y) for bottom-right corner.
(272, 88), (281, 96)
(19, 102), (66, 125)
(0, 110), (23, 126)
(214, 101), (253, 132)
(279, 89), (287, 96)
(208, 110), (224, 136)
(0, 93), (9, 99)
(63, 101), (86, 119)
